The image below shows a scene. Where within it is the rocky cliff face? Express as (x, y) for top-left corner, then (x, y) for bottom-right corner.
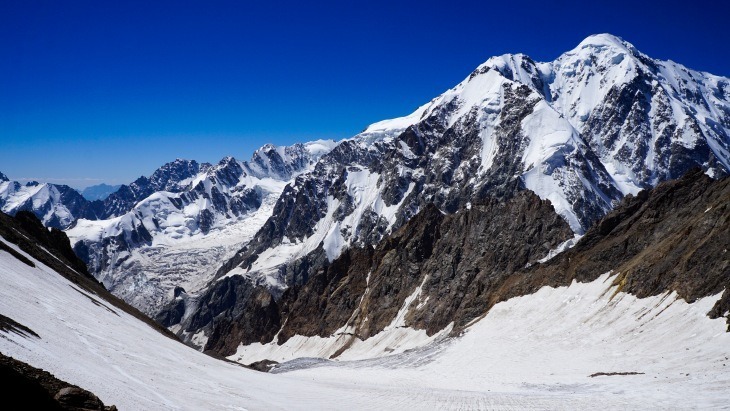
(275, 191), (574, 344)
(163, 169), (728, 361)
(513, 169), (729, 327)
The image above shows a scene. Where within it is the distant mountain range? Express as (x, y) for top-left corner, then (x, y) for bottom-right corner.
(80, 184), (121, 201)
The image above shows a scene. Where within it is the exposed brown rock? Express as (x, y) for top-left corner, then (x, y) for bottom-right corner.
(276, 190), (573, 347)
(487, 168), (729, 329)
(196, 276), (282, 355)
(0, 352), (115, 411)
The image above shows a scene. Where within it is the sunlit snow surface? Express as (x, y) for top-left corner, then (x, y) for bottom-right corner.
(2, 240), (729, 410)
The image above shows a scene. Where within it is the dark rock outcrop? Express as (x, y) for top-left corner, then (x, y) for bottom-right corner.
(507, 168), (730, 327)
(0, 352), (116, 411)
(276, 190), (574, 345)
(184, 275), (282, 354)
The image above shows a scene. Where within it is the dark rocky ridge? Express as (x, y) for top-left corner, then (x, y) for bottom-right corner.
(176, 170), (728, 358)
(190, 190), (574, 355)
(278, 191), (574, 344)
(506, 168), (730, 327)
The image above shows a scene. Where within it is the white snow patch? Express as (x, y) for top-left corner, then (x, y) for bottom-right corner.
(537, 234), (583, 264)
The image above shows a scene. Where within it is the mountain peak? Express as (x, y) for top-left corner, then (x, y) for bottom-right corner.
(573, 33), (638, 55)
(158, 158), (198, 170)
(217, 155), (238, 166)
(0, 171), (8, 182)
(152, 158), (200, 178)
(578, 33), (625, 46)
(257, 143), (277, 153)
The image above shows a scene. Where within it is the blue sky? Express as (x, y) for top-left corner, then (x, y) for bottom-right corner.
(1, 0), (728, 188)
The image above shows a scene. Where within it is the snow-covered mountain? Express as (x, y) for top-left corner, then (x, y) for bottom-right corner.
(483, 34), (729, 188)
(1, 33), (729, 408)
(4, 33), (729, 347)
(166, 162), (729, 366)
(210, 33), (729, 302)
(1, 173), (729, 409)
(0, 179), (98, 229)
(99, 158), (207, 219)
(66, 140), (337, 314)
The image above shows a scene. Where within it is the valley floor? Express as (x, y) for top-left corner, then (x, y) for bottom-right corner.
(1, 240), (728, 409)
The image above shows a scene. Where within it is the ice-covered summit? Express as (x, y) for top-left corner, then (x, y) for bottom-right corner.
(574, 33), (637, 52)
(246, 140), (338, 180)
(356, 33), (730, 193)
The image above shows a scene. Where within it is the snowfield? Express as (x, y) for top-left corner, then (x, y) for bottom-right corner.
(1, 239), (729, 409)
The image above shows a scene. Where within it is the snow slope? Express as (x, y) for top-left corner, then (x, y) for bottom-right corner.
(2, 238), (728, 409)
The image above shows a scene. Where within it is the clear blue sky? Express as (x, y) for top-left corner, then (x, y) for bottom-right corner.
(1, 0), (728, 188)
